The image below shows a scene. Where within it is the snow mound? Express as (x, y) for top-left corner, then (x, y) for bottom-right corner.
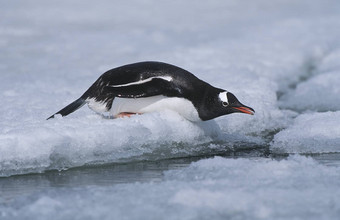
(271, 111), (340, 153)
(0, 110), (263, 177)
(279, 71), (340, 112)
(1, 156), (340, 220)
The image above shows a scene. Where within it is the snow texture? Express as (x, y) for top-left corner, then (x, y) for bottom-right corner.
(1, 0), (340, 218)
(1, 156), (340, 220)
(271, 112), (340, 153)
(1, 0), (340, 174)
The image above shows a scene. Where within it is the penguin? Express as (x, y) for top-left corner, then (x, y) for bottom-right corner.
(47, 61), (254, 121)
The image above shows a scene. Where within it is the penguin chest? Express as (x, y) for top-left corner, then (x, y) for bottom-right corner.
(110, 95), (201, 121)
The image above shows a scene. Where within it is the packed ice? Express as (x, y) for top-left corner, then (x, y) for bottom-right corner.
(271, 111), (340, 153)
(1, 0), (340, 175)
(1, 156), (340, 220)
(1, 0), (340, 219)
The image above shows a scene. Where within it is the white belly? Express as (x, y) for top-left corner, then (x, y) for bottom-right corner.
(110, 95), (201, 121)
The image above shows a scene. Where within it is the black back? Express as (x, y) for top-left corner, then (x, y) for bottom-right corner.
(82, 62), (221, 115)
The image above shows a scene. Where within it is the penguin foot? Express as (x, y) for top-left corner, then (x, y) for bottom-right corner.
(115, 112), (140, 118)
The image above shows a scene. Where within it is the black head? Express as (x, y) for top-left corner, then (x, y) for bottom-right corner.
(198, 90), (255, 121)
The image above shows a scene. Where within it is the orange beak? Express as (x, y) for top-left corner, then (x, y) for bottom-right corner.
(232, 106), (255, 115)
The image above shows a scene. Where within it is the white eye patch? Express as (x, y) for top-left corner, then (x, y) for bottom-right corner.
(218, 91), (229, 104)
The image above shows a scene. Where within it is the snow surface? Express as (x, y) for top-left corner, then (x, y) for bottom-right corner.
(1, 156), (340, 220)
(271, 112), (340, 153)
(1, 0), (340, 175)
(1, 0), (340, 218)
(1, 111), (263, 176)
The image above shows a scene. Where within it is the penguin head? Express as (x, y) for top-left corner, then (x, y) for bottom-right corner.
(197, 90), (255, 121)
(218, 91), (255, 116)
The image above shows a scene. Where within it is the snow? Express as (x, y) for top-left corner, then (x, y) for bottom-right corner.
(279, 49), (340, 112)
(1, 156), (340, 220)
(282, 71), (340, 111)
(2, 0), (340, 218)
(0, 111), (236, 176)
(1, 0), (340, 174)
(271, 112), (340, 153)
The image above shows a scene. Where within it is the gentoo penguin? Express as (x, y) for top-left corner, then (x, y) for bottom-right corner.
(47, 61), (254, 121)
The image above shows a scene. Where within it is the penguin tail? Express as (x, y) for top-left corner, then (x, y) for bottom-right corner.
(47, 97), (86, 120)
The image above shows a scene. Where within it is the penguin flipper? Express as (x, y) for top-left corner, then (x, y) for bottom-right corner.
(47, 97), (86, 120)
(106, 77), (178, 98)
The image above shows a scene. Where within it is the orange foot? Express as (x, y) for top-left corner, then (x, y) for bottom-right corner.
(115, 112), (141, 118)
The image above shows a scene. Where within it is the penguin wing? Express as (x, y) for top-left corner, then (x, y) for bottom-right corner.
(105, 76), (182, 98)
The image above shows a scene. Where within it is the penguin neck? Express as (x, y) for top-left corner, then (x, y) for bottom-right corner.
(194, 86), (224, 121)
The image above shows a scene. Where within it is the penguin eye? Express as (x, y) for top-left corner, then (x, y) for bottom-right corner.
(222, 101), (228, 107)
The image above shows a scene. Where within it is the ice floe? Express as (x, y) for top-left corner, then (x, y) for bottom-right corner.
(1, 156), (340, 220)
